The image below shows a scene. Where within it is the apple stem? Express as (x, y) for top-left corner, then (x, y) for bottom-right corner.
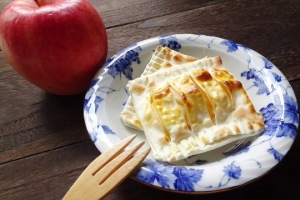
(34, 0), (41, 7)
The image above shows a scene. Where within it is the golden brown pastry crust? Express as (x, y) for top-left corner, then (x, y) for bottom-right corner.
(127, 55), (264, 162)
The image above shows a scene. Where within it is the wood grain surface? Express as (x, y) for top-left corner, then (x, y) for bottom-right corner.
(0, 0), (299, 199)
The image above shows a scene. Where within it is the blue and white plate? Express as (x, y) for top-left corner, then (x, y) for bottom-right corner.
(83, 34), (299, 193)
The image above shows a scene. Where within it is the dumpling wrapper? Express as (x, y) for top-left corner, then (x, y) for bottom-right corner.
(128, 56), (265, 162)
(120, 46), (198, 131)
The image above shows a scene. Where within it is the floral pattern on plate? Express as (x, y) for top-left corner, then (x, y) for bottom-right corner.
(83, 34), (299, 192)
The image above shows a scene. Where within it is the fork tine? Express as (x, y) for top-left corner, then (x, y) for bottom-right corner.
(95, 147), (151, 200)
(85, 134), (137, 175)
(94, 140), (145, 184)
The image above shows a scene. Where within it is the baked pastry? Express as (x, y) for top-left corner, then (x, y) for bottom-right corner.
(127, 55), (264, 162)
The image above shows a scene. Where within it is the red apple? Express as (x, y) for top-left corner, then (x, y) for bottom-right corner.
(0, 0), (107, 95)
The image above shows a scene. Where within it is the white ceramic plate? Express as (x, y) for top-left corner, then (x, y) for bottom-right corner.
(83, 34), (299, 193)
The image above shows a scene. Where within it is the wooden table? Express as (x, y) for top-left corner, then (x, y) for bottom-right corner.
(1, 0), (299, 199)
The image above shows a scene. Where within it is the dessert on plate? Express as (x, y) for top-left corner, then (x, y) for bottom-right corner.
(121, 46), (265, 162)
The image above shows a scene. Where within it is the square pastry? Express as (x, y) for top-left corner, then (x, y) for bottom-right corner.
(123, 47), (265, 162)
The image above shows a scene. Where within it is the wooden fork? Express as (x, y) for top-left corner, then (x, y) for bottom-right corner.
(63, 134), (150, 200)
